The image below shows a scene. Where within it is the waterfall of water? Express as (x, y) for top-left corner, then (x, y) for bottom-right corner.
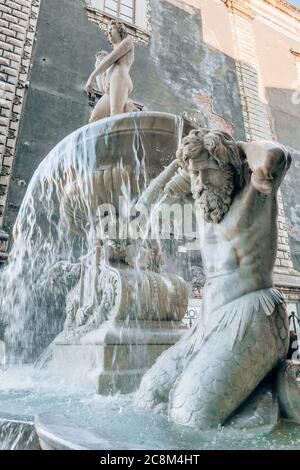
(0, 112), (186, 368)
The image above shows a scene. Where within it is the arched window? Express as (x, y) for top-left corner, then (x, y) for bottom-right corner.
(86, 0), (150, 42)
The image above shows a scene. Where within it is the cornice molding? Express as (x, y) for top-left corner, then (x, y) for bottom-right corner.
(223, 0), (256, 20)
(223, 0), (300, 41)
(263, 0), (300, 18)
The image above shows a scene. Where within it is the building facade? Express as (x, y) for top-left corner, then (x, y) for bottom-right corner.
(0, 0), (300, 319)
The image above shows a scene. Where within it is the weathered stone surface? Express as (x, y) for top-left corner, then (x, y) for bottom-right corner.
(277, 360), (300, 424)
(0, 0), (40, 232)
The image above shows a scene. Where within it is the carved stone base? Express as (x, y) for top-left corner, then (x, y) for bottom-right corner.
(53, 321), (186, 394)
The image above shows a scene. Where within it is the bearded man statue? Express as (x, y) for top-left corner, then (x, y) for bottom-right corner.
(135, 128), (292, 429)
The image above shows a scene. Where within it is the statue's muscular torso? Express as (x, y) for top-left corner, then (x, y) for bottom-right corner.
(200, 182), (278, 312)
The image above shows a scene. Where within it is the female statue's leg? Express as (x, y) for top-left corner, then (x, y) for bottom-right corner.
(89, 94), (110, 123)
(110, 75), (129, 116)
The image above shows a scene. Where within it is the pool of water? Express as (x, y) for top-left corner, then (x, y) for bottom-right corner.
(1, 366), (300, 450)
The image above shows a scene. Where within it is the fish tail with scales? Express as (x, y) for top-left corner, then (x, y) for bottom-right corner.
(135, 288), (290, 428)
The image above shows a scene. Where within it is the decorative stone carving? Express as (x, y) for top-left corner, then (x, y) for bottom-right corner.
(63, 258), (121, 336)
(62, 245), (131, 337)
(56, 255), (188, 393)
(136, 128), (292, 429)
(223, 0), (256, 21)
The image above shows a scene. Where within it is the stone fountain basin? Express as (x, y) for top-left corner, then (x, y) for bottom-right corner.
(1, 364), (300, 450)
(35, 413), (123, 450)
(3, 400), (300, 451)
(16, 112), (185, 236)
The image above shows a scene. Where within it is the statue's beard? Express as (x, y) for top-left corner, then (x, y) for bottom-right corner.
(195, 181), (235, 224)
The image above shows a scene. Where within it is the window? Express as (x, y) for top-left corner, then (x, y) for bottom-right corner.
(86, 0), (150, 43)
(104, 0), (135, 24)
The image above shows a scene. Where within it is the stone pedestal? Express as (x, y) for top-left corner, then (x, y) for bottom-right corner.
(53, 321), (186, 394)
(55, 260), (188, 394)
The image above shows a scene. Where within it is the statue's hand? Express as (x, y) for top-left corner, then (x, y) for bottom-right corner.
(203, 133), (218, 155)
(239, 141), (292, 194)
(251, 167), (273, 194)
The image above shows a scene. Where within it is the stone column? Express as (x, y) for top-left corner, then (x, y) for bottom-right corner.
(0, 0), (40, 264)
(224, 0), (297, 287)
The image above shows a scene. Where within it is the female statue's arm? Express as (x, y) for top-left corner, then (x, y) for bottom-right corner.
(86, 37), (133, 89)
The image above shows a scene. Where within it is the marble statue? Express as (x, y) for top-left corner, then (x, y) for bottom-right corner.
(86, 20), (137, 122)
(135, 128), (292, 429)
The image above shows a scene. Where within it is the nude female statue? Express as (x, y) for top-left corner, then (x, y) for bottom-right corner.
(135, 129), (292, 429)
(86, 20), (136, 122)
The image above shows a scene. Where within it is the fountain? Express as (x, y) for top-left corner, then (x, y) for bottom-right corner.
(0, 118), (299, 451)
(1, 20), (300, 451)
(1, 111), (190, 380)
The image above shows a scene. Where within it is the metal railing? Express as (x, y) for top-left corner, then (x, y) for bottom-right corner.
(289, 311), (300, 332)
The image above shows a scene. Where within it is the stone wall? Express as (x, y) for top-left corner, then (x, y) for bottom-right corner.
(0, 0), (40, 262)
(223, 0), (298, 277)
(253, 18), (300, 274)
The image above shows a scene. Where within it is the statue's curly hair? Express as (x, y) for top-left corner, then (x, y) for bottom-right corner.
(177, 128), (249, 192)
(106, 19), (128, 45)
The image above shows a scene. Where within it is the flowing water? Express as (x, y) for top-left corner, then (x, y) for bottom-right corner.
(0, 113), (184, 363)
(0, 366), (300, 450)
(0, 113), (299, 450)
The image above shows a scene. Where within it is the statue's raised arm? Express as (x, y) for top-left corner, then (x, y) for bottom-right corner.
(237, 140), (292, 194)
(89, 36), (133, 80)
